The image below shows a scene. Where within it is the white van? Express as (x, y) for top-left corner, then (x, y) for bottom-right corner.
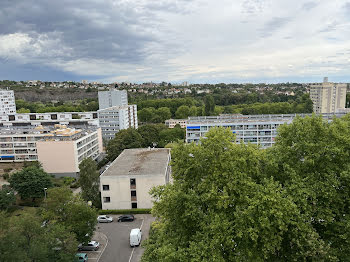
(130, 228), (142, 247)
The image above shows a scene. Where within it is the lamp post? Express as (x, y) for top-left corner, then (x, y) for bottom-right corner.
(44, 187), (47, 200)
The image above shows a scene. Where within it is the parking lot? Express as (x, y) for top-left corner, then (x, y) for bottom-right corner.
(85, 214), (154, 262)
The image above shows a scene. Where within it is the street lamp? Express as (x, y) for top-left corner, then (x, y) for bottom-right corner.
(44, 187), (47, 200)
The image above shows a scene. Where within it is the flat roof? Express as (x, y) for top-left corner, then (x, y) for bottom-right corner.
(101, 148), (170, 177)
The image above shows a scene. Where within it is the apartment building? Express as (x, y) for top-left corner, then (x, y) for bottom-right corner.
(165, 119), (187, 128)
(98, 89), (128, 109)
(0, 125), (103, 177)
(0, 89), (16, 115)
(309, 78), (347, 113)
(0, 112), (99, 126)
(186, 113), (346, 148)
(98, 105), (138, 140)
(100, 148), (171, 210)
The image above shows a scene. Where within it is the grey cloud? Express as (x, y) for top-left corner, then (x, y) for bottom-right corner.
(0, 0), (188, 65)
(241, 0), (265, 14)
(319, 21), (338, 33)
(301, 1), (318, 11)
(259, 17), (291, 37)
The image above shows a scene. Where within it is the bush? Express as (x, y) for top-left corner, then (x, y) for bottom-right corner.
(98, 209), (151, 215)
(4, 168), (12, 173)
(70, 182), (79, 189)
(63, 177), (76, 186)
(3, 173), (9, 180)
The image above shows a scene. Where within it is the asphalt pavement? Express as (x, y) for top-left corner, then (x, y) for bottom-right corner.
(95, 214), (155, 262)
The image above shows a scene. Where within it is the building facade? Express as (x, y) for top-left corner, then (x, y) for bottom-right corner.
(98, 89), (128, 110)
(100, 148), (171, 210)
(165, 119), (187, 128)
(0, 125), (103, 177)
(98, 105), (138, 140)
(186, 113), (346, 148)
(0, 89), (16, 115)
(309, 79), (347, 113)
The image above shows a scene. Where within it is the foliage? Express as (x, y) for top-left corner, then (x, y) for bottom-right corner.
(2, 173), (9, 180)
(142, 126), (340, 261)
(204, 95), (215, 115)
(9, 166), (53, 201)
(0, 211), (77, 262)
(106, 128), (144, 161)
(0, 185), (16, 210)
(42, 187), (97, 244)
(78, 158), (101, 208)
(137, 124), (167, 147)
(98, 209), (151, 215)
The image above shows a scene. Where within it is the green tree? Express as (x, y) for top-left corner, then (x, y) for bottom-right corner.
(189, 106), (197, 117)
(137, 124), (166, 147)
(158, 126), (185, 147)
(138, 108), (156, 123)
(17, 108), (31, 113)
(204, 95), (215, 115)
(175, 105), (190, 119)
(0, 185), (16, 210)
(106, 128), (144, 161)
(156, 107), (172, 122)
(142, 128), (330, 261)
(78, 158), (100, 208)
(43, 187), (97, 244)
(9, 166), (53, 201)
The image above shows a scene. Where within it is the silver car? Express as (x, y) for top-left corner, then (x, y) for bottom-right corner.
(97, 215), (113, 223)
(78, 241), (100, 251)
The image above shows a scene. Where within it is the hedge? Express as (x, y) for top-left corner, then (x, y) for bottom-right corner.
(98, 209), (151, 215)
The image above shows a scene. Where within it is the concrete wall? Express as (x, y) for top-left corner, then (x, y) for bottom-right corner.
(37, 140), (78, 174)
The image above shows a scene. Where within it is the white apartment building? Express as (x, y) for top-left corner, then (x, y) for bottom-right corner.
(100, 148), (171, 210)
(309, 78), (347, 113)
(98, 89), (128, 110)
(0, 112), (99, 126)
(0, 125), (103, 177)
(0, 89), (16, 115)
(165, 119), (187, 128)
(186, 113), (347, 148)
(98, 105), (138, 140)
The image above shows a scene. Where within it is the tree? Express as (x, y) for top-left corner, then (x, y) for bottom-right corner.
(138, 108), (155, 123)
(0, 185), (16, 210)
(106, 128), (144, 161)
(9, 166), (53, 201)
(137, 124), (166, 147)
(78, 158), (100, 208)
(142, 128), (330, 261)
(158, 126), (185, 147)
(175, 105), (190, 119)
(43, 187), (97, 244)
(204, 95), (215, 115)
(156, 107), (172, 122)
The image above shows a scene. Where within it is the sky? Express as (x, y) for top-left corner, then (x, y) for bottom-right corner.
(0, 0), (350, 84)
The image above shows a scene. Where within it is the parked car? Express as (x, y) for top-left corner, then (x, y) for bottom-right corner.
(78, 241), (100, 251)
(130, 228), (142, 247)
(117, 214), (135, 222)
(97, 215), (113, 223)
(76, 253), (88, 262)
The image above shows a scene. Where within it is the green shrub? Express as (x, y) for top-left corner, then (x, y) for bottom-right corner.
(3, 173), (9, 180)
(98, 209), (151, 215)
(63, 177), (76, 186)
(70, 182), (79, 188)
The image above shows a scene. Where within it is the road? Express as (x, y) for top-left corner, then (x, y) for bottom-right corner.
(95, 214), (155, 262)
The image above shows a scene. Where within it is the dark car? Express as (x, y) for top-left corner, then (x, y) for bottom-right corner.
(117, 214), (135, 222)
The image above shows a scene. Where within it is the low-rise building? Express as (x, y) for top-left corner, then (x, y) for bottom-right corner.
(186, 113), (347, 148)
(0, 125), (103, 177)
(100, 148), (171, 210)
(165, 119), (187, 128)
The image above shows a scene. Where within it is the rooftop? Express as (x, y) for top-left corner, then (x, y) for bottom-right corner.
(101, 148), (170, 177)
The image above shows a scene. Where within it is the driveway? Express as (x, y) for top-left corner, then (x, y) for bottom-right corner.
(96, 214), (155, 262)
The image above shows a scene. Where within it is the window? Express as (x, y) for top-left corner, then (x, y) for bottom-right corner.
(130, 178), (136, 189)
(131, 190), (136, 197)
(102, 185), (110, 191)
(131, 202), (137, 209)
(103, 197), (110, 203)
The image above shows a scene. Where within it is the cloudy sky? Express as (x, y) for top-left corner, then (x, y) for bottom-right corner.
(0, 0), (350, 83)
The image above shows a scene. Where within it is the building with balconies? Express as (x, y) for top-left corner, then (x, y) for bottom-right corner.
(0, 89), (16, 115)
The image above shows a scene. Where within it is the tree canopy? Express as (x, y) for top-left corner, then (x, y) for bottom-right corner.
(142, 115), (350, 261)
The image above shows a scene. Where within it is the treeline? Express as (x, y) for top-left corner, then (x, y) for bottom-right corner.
(142, 115), (350, 261)
(106, 124), (185, 161)
(15, 99), (99, 113)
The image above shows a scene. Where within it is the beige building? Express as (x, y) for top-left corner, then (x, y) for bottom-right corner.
(165, 119), (187, 128)
(100, 148), (171, 210)
(0, 125), (103, 177)
(309, 78), (347, 113)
